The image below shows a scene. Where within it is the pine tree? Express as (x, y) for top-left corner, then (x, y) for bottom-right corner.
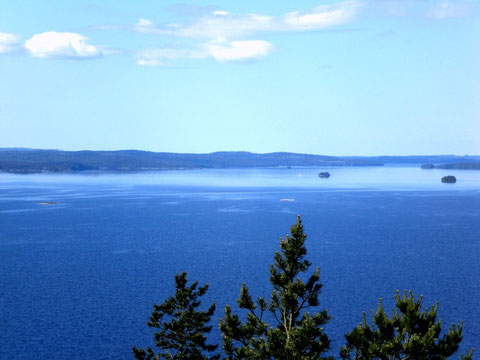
(132, 272), (220, 360)
(219, 215), (332, 360)
(340, 290), (474, 360)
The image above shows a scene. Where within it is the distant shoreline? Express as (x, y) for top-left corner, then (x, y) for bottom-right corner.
(1, 149), (479, 174)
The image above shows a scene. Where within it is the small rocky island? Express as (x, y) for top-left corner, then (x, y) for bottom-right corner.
(421, 164), (435, 169)
(441, 175), (456, 183)
(318, 172), (330, 178)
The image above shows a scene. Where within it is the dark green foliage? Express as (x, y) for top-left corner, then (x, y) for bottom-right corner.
(132, 272), (219, 360)
(340, 291), (474, 360)
(219, 215), (332, 360)
(133, 218), (473, 359)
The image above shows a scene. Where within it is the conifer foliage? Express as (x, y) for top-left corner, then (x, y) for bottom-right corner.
(133, 217), (473, 360)
(219, 215), (332, 359)
(132, 272), (220, 360)
(340, 290), (474, 360)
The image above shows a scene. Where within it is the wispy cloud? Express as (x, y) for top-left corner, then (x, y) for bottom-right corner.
(374, 0), (476, 19)
(134, 1), (362, 39)
(134, 1), (361, 65)
(373, 0), (412, 17)
(0, 32), (22, 54)
(24, 31), (103, 60)
(164, 3), (216, 18)
(136, 47), (206, 66)
(137, 59), (164, 67)
(3, 2), (363, 65)
(207, 40), (274, 62)
(427, 1), (472, 19)
(136, 39), (274, 65)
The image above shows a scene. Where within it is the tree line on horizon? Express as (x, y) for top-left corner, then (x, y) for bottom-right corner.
(132, 216), (474, 360)
(0, 149), (383, 173)
(2, 149), (480, 173)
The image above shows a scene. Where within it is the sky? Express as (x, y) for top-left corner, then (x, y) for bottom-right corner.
(0, 0), (479, 155)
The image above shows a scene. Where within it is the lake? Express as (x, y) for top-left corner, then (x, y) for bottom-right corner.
(0, 166), (479, 359)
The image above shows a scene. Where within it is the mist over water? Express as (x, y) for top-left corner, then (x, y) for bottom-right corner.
(1, 167), (479, 359)
(2, 165), (480, 191)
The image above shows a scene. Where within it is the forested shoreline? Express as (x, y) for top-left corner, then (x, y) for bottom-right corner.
(1, 149), (479, 173)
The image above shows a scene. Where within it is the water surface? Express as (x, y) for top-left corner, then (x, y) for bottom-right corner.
(1, 167), (479, 359)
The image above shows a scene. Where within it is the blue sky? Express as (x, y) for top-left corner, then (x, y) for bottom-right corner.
(0, 0), (478, 155)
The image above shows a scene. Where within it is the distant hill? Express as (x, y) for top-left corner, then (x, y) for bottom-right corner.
(1, 149), (479, 173)
(0, 149), (382, 173)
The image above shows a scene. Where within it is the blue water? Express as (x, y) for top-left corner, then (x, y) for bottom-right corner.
(0, 167), (479, 359)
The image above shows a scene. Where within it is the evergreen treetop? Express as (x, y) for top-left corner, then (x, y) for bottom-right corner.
(133, 216), (474, 360)
(132, 272), (219, 360)
(220, 215), (332, 360)
(340, 290), (474, 360)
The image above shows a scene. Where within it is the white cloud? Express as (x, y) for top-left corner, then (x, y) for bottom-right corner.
(134, 13), (273, 39)
(283, 2), (360, 30)
(136, 39), (274, 65)
(0, 32), (21, 54)
(427, 1), (471, 19)
(207, 40), (273, 62)
(134, 19), (156, 33)
(24, 31), (102, 60)
(136, 18), (154, 29)
(137, 59), (163, 67)
(134, 1), (362, 39)
(136, 47), (204, 66)
(134, 1), (360, 65)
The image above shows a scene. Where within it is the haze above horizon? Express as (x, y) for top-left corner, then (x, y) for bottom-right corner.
(1, 0), (478, 156)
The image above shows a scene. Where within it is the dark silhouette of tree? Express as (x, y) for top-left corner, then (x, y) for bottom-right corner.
(219, 215), (332, 359)
(340, 291), (474, 360)
(132, 272), (219, 360)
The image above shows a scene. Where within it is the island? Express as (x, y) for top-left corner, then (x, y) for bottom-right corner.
(441, 175), (456, 183)
(318, 172), (330, 178)
(421, 164), (435, 169)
